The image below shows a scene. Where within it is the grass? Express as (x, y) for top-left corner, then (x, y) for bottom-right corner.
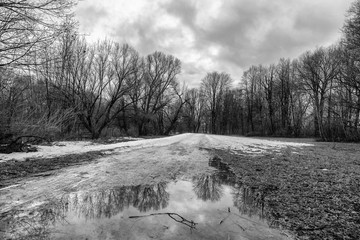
(212, 141), (360, 240)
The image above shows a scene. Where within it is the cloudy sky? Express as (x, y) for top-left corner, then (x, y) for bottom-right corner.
(75, 0), (353, 87)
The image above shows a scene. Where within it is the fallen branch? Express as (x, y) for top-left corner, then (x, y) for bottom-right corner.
(11, 135), (51, 145)
(129, 212), (198, 229)
(0, 135), (51, 154)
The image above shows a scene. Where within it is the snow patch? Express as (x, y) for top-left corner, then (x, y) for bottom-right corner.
(0, 134), (313, 162)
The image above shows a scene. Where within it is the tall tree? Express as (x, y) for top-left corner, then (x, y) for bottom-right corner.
(343, 0), (360, 59)
(342, 0), (360, 139)
(201, 72), (232, 134)
(297, 47), (341, 139)
(276, 58), (292, 134)
(136, 51), (181, 135)
(43, 39), (141, 139)
(183, 88), (205, 133)
(262, 64), (276, 134)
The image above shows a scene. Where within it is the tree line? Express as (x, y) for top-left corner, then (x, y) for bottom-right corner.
(1, 0), (360, 142)
(180, 0), (360, 141)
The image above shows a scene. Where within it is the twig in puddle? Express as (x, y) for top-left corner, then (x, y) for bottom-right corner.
(219, 207), (231, 224)
(129, 217), (143, 232)
(219, 208), (246, 231)
(219, 214), (230, 225)
(223, 210), (259, 225)
(232, 221), (246, 231)
(129, 212), (197, 229)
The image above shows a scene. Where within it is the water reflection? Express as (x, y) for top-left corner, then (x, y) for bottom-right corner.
(194, 156), (266, 219)
(233, 186), (266, 219)
(2, 156), (274, 239)
(193, 174), (223, 201)
(62, 182), (169, 219)
(60, 156), (266, 221)
(0, 199), (67, 240)
(192, 156), (237, 202)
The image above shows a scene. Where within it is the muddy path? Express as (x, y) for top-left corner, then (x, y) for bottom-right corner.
(0, 134), (310, 239)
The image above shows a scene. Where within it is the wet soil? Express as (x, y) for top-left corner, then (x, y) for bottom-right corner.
(211, 143), (360, 240)
(0, 137), (147, 187)
(1, 135), (359, 239)
(0, 151), (105, 189)
(0, 156), (293, 240)
(0, 142), (215, 218)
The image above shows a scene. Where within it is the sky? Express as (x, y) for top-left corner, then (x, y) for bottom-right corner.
(75, 0), (354, 88)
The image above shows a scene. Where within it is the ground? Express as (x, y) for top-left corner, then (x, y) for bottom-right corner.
(210, 141), (360, 239)
(0, 134), (359, 239)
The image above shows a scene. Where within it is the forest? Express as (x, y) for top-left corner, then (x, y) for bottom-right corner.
(1, 0), (360, 142)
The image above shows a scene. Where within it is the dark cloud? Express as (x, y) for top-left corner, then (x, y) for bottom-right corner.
(162, 0), (197, 29)
(109, 16), (182, 56)
(76, 0), (353, 87)
(114, 17), (158, 54)
(163, 0), (350, 65)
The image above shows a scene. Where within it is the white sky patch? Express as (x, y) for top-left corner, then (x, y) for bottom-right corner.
(209, 45), (220, 56)
(195, 0), (223, 30)
(156, 14), (180, 29)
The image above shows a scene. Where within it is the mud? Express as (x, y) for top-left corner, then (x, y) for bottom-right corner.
(0, 152), (105, 189)
(0, 156), (293, 240)
(0, 134), (312, 239)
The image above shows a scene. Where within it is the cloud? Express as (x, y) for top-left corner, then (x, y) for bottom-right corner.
(75, 5), (108, 34)
(75, 0), (353, 88)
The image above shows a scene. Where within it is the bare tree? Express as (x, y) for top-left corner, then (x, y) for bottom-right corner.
(343, 0), (360, 59)
(201, 72), (232, 134)
(276, 59), (292, 134)
(0, 0), (75, 67)
(261, 64), (276, 134)
(0, 69), (29, 140)
(136, 51), (181, 135)
(220, 89), (244, 135)
(297, 47), (341, 139)
(183, 88), (205, 133)
(341, 0), (360, 139)
(339, 48), (360, 130)
(162, 81), (188, 135)
(242, 66), (263, 134)
(45, 39), (140, 139)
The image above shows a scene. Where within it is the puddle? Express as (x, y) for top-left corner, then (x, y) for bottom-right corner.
(1, 158), (293, 240)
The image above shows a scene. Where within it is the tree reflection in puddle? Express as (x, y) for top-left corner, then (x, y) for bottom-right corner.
(1, 157), (292, 240)
(0, 198), (68, 240)
(194, 156), (266, 220)
(63, 182), (169, 219)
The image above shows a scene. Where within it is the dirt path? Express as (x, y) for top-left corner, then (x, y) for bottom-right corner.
(0, 135), (212, 211)
(0, 134), (312, 239)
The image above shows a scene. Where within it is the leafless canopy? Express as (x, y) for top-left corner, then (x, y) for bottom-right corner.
(0, 0), (75, 67)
